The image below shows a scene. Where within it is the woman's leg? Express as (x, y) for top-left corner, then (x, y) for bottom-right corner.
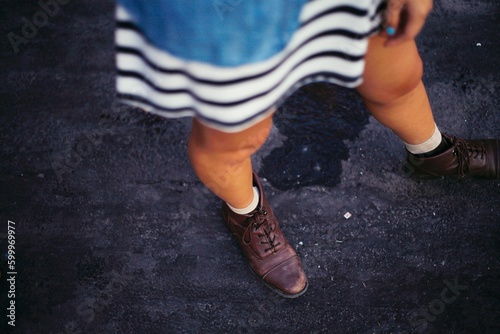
(357, 34), (499, 179)
(188, 113), (272, 209)
(356, 35), (435, 145)
(188, 111), (308, 298)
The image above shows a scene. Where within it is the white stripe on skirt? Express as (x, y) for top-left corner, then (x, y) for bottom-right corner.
(115, 0), (384, 132)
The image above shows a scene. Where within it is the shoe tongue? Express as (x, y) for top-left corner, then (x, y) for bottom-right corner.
(234, 208), (259, 228)
(443, 136), (455, 148)
(245, 207), (267, 225)
(414, 137), (453, 158)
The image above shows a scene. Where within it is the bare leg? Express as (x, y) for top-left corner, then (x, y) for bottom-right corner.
(188, 113), (273, 209)
(357, 35), (435, 145)
(357, 35), (499, 179)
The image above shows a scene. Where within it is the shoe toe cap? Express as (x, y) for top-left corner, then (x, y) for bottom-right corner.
(263, 256), (308, 297)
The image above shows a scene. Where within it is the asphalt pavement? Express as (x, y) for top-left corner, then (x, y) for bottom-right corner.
(0, 0), (499, 333)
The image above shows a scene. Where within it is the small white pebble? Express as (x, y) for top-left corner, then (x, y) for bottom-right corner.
(344, 212), (352, 219)
(476, 43), (482, 47)
(299, 241), (303, 246)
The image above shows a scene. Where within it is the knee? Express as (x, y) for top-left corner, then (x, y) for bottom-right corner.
(188, 117), (272, 165)
(387, 57), (423, 101)
(357, 37), (424, 105)
(362, 59), (423, 105)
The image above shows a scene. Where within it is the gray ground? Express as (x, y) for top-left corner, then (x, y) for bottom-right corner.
(0, 0), (499, 333)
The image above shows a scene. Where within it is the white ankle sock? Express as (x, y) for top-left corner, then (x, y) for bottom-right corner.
(404, 124), (443, 155)
(227, 187), (259, 215)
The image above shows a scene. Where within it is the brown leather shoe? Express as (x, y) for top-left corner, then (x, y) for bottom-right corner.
(222, 172), (308, 298)
(405, 133), (500, 179)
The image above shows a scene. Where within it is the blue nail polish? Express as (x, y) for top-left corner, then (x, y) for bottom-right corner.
(386, 26), (396, 36)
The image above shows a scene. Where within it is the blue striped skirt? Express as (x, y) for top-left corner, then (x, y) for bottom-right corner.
(115, 0), (386, 132)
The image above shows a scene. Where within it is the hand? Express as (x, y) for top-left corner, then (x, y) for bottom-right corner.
(383, 0), (433, 47)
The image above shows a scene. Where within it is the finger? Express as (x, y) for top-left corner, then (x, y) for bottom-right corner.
(385, 0), (433, 47)
(386, 3), (432, 46)
(385, 8), (429, 46)
(383, 0), (404, 37)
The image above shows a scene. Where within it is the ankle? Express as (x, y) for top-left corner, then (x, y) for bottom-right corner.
(404, 124), (442, 154)
(413, 137), (452, 158)
(405, 125), (452, 157)
(226, 187), (259, 215)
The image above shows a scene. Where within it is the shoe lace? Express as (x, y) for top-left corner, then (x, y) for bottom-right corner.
(452, 137), (486, 176)
(246, 209), (281, 253)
